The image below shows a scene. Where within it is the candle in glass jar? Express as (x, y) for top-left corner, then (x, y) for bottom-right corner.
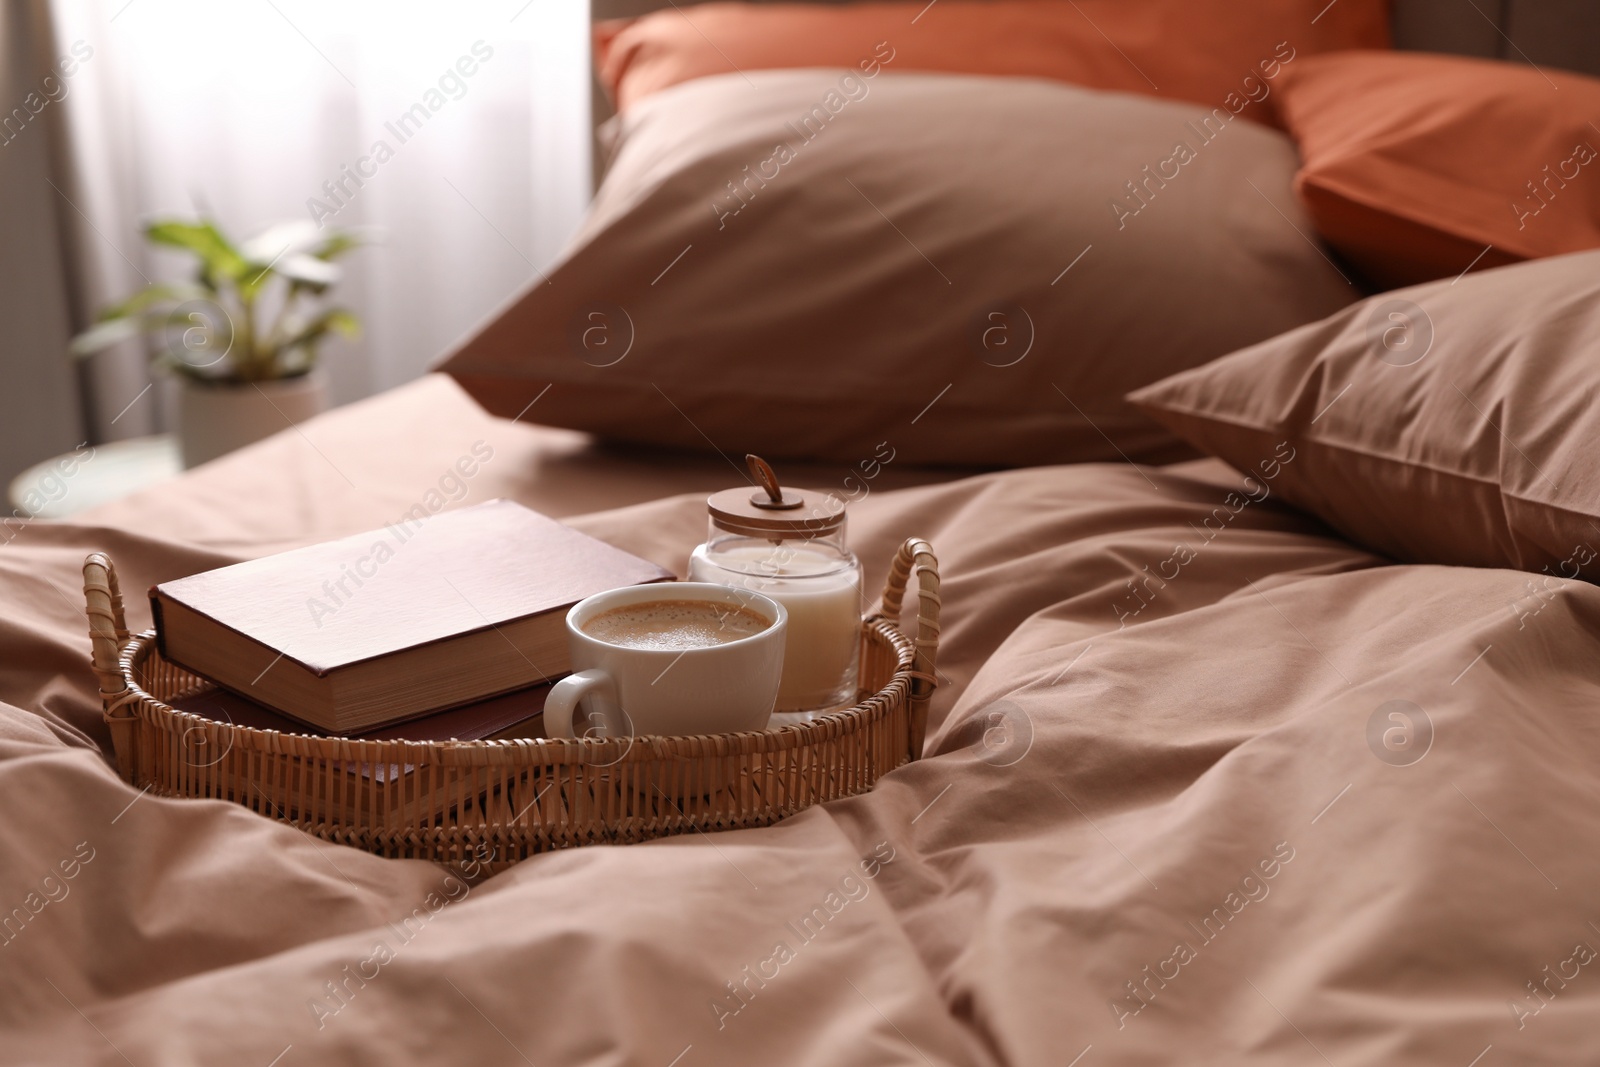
(689, 541), (860, 712)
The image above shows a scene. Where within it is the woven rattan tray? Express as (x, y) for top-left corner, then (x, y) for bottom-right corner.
(82, 538), (939, 875)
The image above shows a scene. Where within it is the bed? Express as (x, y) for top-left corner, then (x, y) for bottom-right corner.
(6, 2), (1600, 1063)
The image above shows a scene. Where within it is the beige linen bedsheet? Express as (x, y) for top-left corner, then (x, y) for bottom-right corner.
(3, 375), (1598, 1064)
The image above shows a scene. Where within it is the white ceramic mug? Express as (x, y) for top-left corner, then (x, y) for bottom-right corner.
(544, 583), (787, 740)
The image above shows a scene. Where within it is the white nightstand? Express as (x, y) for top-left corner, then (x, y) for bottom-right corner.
(8, 435), (181, 520)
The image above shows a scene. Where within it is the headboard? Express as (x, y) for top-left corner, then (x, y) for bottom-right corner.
(1392, 0), (1600, 74)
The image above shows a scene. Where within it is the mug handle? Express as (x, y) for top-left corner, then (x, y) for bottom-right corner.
(544, 669), (619, 740)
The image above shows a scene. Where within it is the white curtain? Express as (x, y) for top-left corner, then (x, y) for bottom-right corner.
(49, 0), (591, 440)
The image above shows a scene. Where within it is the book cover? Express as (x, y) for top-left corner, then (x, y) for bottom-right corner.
(150, 499), (673, 730)
(153, 499), (672, 675)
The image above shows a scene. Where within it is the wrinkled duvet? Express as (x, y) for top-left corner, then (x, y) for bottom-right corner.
(3, 376), (1598, 1065)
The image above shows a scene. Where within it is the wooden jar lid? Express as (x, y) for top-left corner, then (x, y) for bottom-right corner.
(707, 455), (846, 538)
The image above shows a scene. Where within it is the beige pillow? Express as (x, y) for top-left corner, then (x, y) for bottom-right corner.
(1130, 250), (1600, 577)
(441, 70), (1356, 467)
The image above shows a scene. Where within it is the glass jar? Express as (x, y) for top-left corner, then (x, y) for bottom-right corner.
(688, 457), (863, 714)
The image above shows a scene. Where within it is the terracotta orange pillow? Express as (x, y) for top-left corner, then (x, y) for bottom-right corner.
(1273, 51), (1600, 289)
(596, 0), (1390, 117)
(1129, 250), (1600, 579)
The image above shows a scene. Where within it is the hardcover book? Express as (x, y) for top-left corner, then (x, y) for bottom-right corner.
(151, 499), (672, 733)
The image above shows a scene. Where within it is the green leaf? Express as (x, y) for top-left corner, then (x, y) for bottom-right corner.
(239, 220), (322, 264)
(273, 254), (340, 288)
(311, 230), (363, 261)
(235, 226), (351, 298)
(329, 309), (359, 337)
(69, 317), (142, 357)
(281, 307), (359, 354)
(144, 219), (248, 286)
(95, 281), (211, 323)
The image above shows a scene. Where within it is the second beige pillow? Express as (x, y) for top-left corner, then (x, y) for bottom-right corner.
(1130, 250), (1600, 579)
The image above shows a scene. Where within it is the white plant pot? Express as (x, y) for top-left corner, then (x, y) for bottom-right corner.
(176, 370), (329, 469)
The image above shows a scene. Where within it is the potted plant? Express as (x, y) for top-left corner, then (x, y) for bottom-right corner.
(72, 217), (361, 468)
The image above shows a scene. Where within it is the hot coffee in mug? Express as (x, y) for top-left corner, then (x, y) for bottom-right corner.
(581, 599), (771, 651)
(545, 583), (787, 740)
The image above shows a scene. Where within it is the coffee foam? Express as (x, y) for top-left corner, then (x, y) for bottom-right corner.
(581, 598), (771, 651)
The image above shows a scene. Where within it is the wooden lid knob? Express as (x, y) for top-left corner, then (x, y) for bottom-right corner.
(706, 455), (846, 538)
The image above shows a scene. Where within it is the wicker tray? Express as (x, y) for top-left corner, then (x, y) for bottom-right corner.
(82, 538), (940, 875)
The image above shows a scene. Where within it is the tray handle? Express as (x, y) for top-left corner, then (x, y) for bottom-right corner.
(83, 552), (138, 782)
(877, 537), (940, 761)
